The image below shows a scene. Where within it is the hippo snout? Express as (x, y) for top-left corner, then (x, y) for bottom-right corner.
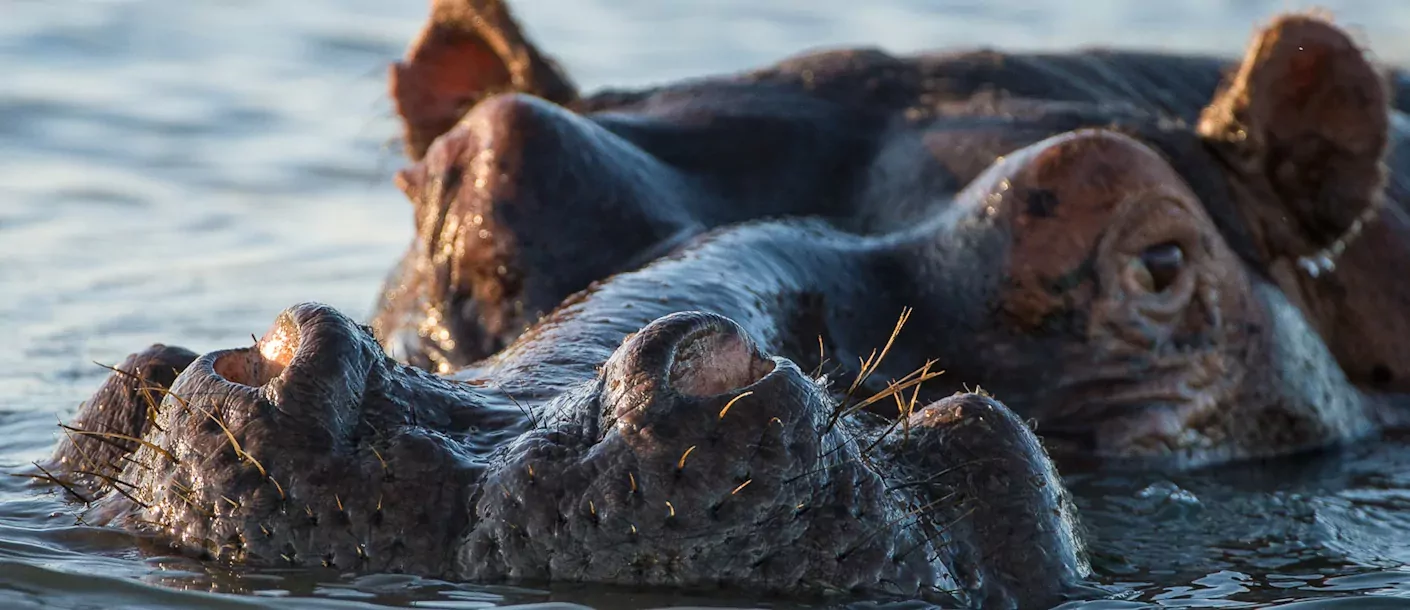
(51, 304), (1088, 607)
(457, 310), (1087, 606)
(186, 303), (382, 442)
(462, 309), (889, 589)
(600, 311), (779, 425)
(65, 303), (488, 575)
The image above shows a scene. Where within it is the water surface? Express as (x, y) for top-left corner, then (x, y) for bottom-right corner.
(4, 1), (1410, 608)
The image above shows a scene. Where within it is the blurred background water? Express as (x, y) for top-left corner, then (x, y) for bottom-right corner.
(3, 0), (1410, 608)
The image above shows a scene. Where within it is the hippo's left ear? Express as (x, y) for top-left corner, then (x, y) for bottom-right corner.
(1197, 13), (1389, 259)
(394, 164), (428, 206)
(391, 0), (579, 162)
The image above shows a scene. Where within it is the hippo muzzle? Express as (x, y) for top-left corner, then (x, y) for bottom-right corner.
(54, 304), (1088, 608)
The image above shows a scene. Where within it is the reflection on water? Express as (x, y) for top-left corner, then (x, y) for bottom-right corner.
(1067, 434), (1410, 607)
(3, 0), (1410, 608)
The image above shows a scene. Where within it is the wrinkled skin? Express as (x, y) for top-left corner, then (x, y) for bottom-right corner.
(49, 303), (1087, 608)
(37, 3), (1410, 609)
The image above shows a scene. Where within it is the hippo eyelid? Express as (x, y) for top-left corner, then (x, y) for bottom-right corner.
(1092, 193), (1207, 315)
(1139, 242), (1186, 293)
(1103, 192), (1208, 256)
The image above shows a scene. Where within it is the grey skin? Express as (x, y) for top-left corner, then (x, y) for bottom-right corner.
(374, 6), (1410, 400)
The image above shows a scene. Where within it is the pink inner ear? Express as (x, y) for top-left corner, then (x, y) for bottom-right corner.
(400, 33), (511, 112)
(1281, 43), (1328, 102)
(391, 31), (512, 160)
(667, 331), (774, 397)
(1244, 16), (1386, 142)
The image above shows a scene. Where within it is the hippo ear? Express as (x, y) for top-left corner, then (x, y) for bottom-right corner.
(391, 0), (578, 161)
(1196, 13), (1389, 257)
(394, 164), (428, 205)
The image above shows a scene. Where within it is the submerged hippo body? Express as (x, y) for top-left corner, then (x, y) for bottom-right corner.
(40, 2), (1410, 608)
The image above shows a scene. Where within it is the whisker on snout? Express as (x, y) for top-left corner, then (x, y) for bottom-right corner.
(58, 425), (178, 464)
(13, 464), (91, 504)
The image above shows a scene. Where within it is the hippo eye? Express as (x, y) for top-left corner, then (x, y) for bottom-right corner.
(1132, 242), (1185, 293)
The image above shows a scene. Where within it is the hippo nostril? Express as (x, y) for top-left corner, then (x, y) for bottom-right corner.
(606, 311), (775, 402)
(600, 312), (787, 435)
(212, 314), (301, 388)
(191, 303), (378, 437)
(667, 326), (775, 397)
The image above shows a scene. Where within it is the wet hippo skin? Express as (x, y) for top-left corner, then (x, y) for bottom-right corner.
(375, 4), (1410, 403)
(42, 3), (1410, 608)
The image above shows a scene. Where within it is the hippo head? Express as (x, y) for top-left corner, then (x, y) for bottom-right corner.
(52, 301), (1089, 608)
(371, 6), (1410, 415)
(907, 128), (1386, 467)
(38, 7), (1410, 609)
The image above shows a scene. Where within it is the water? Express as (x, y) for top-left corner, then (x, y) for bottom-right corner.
(3, 0), (1410, 608)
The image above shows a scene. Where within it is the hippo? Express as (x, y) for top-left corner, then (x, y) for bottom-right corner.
(46, 306), (1088, 609)
(372, 1), (1410, 460)
(34, 2), (1410, 609)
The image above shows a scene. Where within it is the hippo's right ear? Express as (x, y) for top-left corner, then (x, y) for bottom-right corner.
(391, 0), (578, 161)
(1196, 13), (1389, 261)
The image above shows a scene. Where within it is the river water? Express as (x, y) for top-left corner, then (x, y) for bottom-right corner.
(3, 1), (1410, 608)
